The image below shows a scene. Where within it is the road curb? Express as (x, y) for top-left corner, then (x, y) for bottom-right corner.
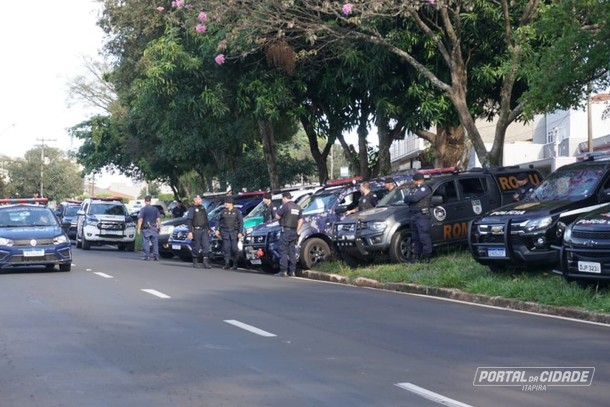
(300, 270), (610, 325)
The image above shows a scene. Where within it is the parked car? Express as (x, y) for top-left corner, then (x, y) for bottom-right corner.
(553, 203), (610, 285)
(55, 200), (81, 240)
(469, 154), (610, 272)
(158, 215), (188, 258)
(0, 198), (72, 272)
(333, 166), (543, 266)
(243, 174), (411, 272)
(76, 197), (136, 251)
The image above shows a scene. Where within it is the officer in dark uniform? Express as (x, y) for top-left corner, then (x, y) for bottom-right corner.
(346, 181), (378, 215)
(215, 197), (243, 270)
(275, 192), (303, 277)
(513, 172), (535, 202)
(403, 172), (433, 263)
(262, 192), (277, 222)
(186, 194), (211, 269)
(137, 195), (161, 261)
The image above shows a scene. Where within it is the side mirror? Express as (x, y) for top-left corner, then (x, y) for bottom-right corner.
(77, 209), (85, 216)
(431, 195), (444, 206)
(601, 188), (610, 202)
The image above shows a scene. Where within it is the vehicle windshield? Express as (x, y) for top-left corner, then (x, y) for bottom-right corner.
(0, 208), (58, 227)
(91, 203), (128, 216)
(377, 187), (408, 207)
(64, 206), (80, 216)
(533, 167), (606, 201)
(244, 199), (282, 220)
(302, 193), (338, 215)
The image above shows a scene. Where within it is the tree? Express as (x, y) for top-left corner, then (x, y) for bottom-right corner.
(5, 147), (84, 201)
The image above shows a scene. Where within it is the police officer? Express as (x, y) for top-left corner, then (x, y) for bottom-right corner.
(403, 172), (433, 263)
(513, 172), (535, 202)
(384, 177), (397, 193)
(275, 192), (303, 277)
(215, 197), (243, 270)
(346, 181), (378, 215)
(187, 194), (212, 269)
(137, 195), (161, 261)
(262, 192), (277, 222)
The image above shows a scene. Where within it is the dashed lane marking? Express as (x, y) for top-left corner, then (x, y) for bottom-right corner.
(224, 319), (277, 337)
(141, 289), (171, 299)
(93, 272), (114, 279)
(395, 382), (474, 407)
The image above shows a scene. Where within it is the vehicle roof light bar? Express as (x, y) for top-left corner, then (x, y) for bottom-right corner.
(325, 176), (363, 187)
(0, 198), (49, 205)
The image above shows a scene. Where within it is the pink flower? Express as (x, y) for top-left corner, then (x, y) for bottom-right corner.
(342, 3), (353, 16)
(214, 54), (226, 65)
(156, 6), (165, 12)
(197, 11), (208, 22)
(195, 24), (207, 33)
(171, 0), (185, 9)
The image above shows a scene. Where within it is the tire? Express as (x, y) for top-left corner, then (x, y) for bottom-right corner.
(340, 251), (361, 269)
(59, 263), (71, 272)
(117, 245), (126, 251)
(389, 229), (412, 263)
(76, 233), (82, 249)
(82, 235), (91, 250)
(45, 264), (55, 270)
(299, 237), (331, 269)
(126, 242), (135, 252)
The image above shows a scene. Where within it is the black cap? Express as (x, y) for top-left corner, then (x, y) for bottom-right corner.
(384, 177), (395, 184)
(263, 192), (272, 199)
(192, 194), (201, 200)
(413, 172), (424, 181)
(144, 195), (152, 202)
(282, 192), (292, 199)
(517, 172), (528, 181)
(225, 197), (234, 204)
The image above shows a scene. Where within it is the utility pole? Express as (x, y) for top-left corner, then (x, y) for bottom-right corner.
(36, 138), (56, 197)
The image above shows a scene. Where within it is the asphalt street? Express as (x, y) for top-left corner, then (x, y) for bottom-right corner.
(0, 248), (608, 407)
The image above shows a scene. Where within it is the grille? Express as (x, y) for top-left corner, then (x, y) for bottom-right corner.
(572, 230), (610, 240)
(98, 222), (125, 230)
(13, 239), (55, 246)
(337, 223), (356, 232)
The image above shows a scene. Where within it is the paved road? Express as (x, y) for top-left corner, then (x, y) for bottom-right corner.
(0, 248), (607, 406)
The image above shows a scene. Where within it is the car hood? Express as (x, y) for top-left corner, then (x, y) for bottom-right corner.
(91, 214), (129, 222)
(0, 225), (64, 239)
(571, 204), (610, 231)
(249, 220), (280, 235)
(342, 205), (406, 223)
(478, 200), (593, 223)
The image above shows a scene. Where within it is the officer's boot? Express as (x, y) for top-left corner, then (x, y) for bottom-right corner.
(202, 257), (212, 269)
(222, 259), (230, 270)
(192, 257), (200, 269)
(421, 254), (431, 264)
(231, 257), (238, 270)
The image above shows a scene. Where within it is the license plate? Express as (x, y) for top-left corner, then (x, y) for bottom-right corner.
(172, 244), (181, 250)
(250, 259), (262, 265)
(488, 248), (506, 257)
(24, 249), (45, 257)
(342, 234), (355, 241)
(102, 230), (123, 236)
(578, 261), (601, 274)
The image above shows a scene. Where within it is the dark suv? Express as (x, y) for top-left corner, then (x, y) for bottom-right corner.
(55, 200), (81, 240)
(333, 167), (542, 266)
(469, 155), (610, 272)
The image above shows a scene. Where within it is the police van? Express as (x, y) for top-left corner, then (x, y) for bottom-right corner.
(75, 197), (136, 251)
(469, 154), (610, 272)
(333, 166), (543, 266)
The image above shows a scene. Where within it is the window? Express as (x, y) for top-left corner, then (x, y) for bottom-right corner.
(434, 181), (458, 203)
(459, 178), (486, 199)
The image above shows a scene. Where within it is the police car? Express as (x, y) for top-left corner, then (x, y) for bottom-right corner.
(75, 197), (136, 251)
(470, 155), (610, 272)
(0, 198), (72, 272)
(333, 167), (542, 266)
(554, 203), (610, 284)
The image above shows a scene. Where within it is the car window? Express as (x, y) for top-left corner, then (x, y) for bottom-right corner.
(459, 177), (486, 199)
(434, 181), (458, 203)
(302, 193), (339, 215)
(65, 206), (80, 216)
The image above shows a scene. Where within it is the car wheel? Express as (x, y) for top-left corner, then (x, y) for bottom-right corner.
(389, 229), (412, 263)
(76, 233), (82, 249)
(126, 242), (135, 252)
(117, 245), (126, 251)
(45, 264), (55, 270)
(59, 263), (71, 272)
(299, 237), (331, 270)
(82, 235), (91, 250)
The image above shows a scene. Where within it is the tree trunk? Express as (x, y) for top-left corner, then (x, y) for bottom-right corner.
(300, 114), (330, 184)
(357, 103), (370, 179)
(258, 119), (281, 190)
(435, 124), (466, 168)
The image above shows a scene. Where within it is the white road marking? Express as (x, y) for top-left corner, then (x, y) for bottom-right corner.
(93, 272), (114, 279)
(395, 383), (473, 407)
(141, 289), (171, 299)
(224, 319), (277, 337)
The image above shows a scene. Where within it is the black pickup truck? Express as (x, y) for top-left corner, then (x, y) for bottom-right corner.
(469, 155), (610, 272)
(333, 167), (543, 266)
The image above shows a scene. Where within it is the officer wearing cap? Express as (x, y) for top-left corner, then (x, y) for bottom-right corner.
(187, 194), (212, 269)
(384, 177), (397, 193)
(346, 181), (378, 215)
(215, 196), (243, 270)
(137, 195), (161, 261)
(403, 172), (433, 263)
(275, 191), (303, 277)
(513, 172), (535, 202)
(262, 192), (277, 222)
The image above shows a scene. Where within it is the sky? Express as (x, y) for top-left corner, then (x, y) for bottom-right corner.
(0, 1), (128, 187)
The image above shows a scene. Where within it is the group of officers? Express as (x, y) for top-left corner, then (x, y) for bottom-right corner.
(136, 191), (303, 276)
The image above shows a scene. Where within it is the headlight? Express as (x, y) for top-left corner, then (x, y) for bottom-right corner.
(369, 221), (387, 232)
(523, 216), (553, 233)
(563, 224), (573, 242)
(160, 225), (175, 235)
(0, 237), (14, 246)
(54, 235), (69, 244)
